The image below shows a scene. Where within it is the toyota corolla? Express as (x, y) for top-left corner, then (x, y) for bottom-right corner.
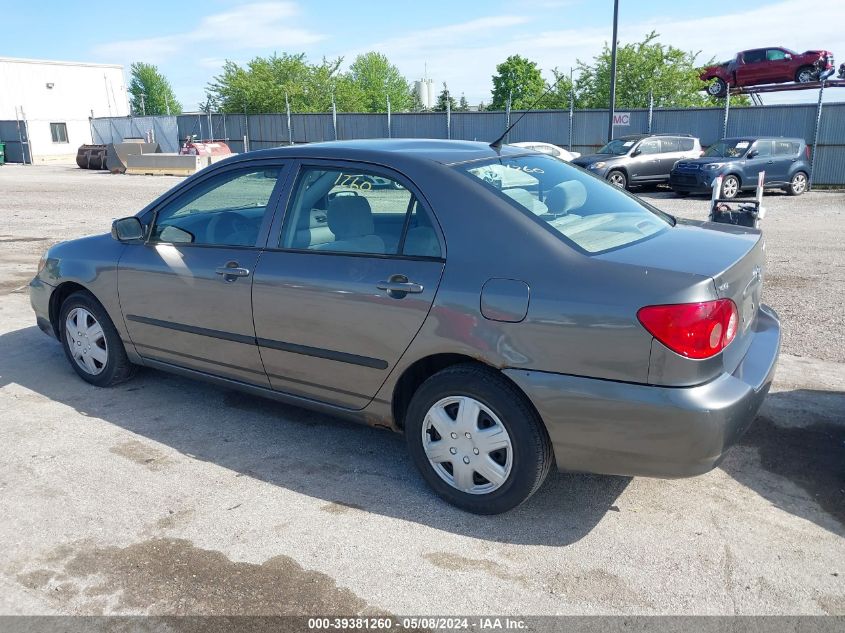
(30, 139), (780, 514)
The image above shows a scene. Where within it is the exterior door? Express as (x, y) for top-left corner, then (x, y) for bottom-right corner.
(629, 138), (663, 181)
(252, 161), (445, 409)
(118, 163), (288, 386)
(744, 140), (774, 186)
(736, 49), (767, 84)
(655, 137), (684, 178)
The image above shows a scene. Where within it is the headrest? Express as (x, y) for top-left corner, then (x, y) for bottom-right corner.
(327, 196), (374, 239)
(545, 180), (587, 215)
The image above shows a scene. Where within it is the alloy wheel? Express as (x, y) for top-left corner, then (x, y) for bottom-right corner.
(608, 172), (626, 188)
(791, 172), (807, 194)
(721, 176), (739, 198)
(65, 307), (108, 375)
(421, 396), (513, 495)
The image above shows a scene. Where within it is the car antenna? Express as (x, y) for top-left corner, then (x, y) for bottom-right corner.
(490, 72), (569, 151)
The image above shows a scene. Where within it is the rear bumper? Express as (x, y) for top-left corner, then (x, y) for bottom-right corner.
(505, 304), (781, 478)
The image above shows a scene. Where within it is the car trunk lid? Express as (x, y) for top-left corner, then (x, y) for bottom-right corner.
(597, 218), (765, 374)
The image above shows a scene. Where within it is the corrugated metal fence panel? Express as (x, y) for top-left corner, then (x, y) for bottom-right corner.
(813, 146), (845, 185)
(337, 113), (385, 140)
(651, 108), (725, 146)
(94, 103), (845, 184)
(92, 116), (179, 152)
(0, 120), (29, 162)
(391, 113), (448, 139)
(451, 111), (507, 142)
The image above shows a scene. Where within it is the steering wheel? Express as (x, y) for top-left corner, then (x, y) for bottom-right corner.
(208, 211), (251, 245)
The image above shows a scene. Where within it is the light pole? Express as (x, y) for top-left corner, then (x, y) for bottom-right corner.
(139, 92), (146, 117)
(607, 0), (619, 142)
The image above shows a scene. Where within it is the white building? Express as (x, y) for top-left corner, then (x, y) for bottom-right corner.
(0, 57), (129, 163)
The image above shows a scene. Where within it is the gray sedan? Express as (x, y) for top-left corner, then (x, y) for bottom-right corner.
(29, 139), (780, 514)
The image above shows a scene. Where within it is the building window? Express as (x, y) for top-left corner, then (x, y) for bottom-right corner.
(50, 122), (68, 144)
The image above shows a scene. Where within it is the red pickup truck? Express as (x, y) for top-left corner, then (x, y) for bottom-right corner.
(701, 47), (835, 97)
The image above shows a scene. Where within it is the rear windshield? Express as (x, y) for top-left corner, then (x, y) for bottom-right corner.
(704, 140), (751, 158)
(457, 155), (670, 254)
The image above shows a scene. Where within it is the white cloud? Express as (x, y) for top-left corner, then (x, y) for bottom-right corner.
(342, 0), (842, 104)
(93, 1), (325, 64)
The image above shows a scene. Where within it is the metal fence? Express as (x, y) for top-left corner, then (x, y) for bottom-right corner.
(82, 102), (845, 185)
(0, 119), (30, 163)
(90, 116), (180, 153)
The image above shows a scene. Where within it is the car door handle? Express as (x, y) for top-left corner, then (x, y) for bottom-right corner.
(377, 280), (424, 293)
(215, 264), (250, 279)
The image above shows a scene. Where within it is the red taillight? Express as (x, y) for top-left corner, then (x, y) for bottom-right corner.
(805, 145), (811, 160)
(637, 299), (738, 360)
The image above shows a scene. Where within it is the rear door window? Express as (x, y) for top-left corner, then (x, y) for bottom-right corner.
(679, 138), (695, 151)
(744, 49), (766, 63)
(279, 166), (441, 258)
(661, 138), (680, 153)
(774, 140), (799, 156)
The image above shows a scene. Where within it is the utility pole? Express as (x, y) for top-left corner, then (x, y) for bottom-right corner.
(164, 93), (171, 116)
(140, 93), (146, 117)
(568, 67), (574, 151)
(331, 90), (338, 140)
(387, 94), (392, 139)
(607, 0), (620, 142)
(505, 90), (512, 144)
(285, 92), (292, 145)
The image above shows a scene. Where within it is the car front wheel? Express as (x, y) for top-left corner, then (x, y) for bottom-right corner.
(720, 175), (740, 199)
(404, 364), (553, 514)
(795, 66), (815, 83)
(788, 171), (808, 196)
(60, 291), (136, 387)
(607, 170), (627, 189)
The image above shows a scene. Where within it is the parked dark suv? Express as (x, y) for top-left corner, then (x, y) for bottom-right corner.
(669, 137), (810, 198)
(572, 134), (702, 190)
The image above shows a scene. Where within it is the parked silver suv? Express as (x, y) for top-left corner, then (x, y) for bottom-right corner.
(572, 134), (702, 190)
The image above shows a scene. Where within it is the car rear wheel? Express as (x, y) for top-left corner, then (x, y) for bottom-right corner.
(404, 364), (553, 514)
(720, 175), (740, 199)
(788, 171), (808, 196)
(795, 66), (815, 83)
(707, 78), (728, 97)
(60, 291), (136, 387)
(607, 170), (627, 189)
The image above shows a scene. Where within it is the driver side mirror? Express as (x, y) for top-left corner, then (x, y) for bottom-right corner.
(111, 216), (144, 241)
(631, 148), (641, 157)
(747, 150), (759, 159)
(784, 53), (792, 60)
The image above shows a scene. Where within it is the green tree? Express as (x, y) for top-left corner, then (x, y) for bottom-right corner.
(540, 69), (575, 109)
(206, 53), (310, 113)
(572, 31), (748, 108)
(128, 62), (182, 115)
(347, 52), (412, 112)
(458, 94), (470, 112)
(433, 83), (457, 112)
(490, 55), (546, 110)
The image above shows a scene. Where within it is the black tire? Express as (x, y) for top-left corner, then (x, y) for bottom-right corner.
(404, 364), (553, 514)
(787, 171), (808, 196)
(795, 66), (815, 84)
(720, 175), (740, 199)
(59, 291), (136, 387)
(707, 77), (728, 98)
(606, 169), (628, 190)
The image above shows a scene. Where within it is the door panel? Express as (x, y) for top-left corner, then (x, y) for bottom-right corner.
(118, 163), (288, 387)
(119, 245), (269, 385)
(629, 139), (663, 181)
(252, 253), (444, 408)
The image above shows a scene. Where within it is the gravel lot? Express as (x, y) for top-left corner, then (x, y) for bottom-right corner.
(0, 164), (842, 617)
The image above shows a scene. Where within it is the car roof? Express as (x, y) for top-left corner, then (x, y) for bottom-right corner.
(720, 136), (804, 142)
(237, 139), (527, 166)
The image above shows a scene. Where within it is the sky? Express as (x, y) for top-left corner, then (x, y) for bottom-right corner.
(4, 0), (845, 110)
